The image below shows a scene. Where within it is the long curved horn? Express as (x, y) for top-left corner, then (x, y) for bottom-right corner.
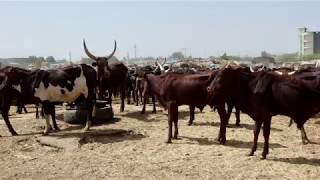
(106, 40), (117, 59)
(161, 57), (167, 66)
(250, 65), (255, 72)
(83, 39), (98, 61)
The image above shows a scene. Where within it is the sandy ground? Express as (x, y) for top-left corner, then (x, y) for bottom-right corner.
(0, 102), (320, 180)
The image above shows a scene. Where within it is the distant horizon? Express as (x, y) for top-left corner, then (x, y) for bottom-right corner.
(0, 1), (319, 61)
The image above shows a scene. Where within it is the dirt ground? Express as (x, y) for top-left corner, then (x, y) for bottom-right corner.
(0, 102), (320, 180)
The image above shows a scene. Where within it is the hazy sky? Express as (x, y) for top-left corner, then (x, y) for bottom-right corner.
(0, 1), (320, 60)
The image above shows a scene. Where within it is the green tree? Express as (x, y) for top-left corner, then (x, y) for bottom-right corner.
(171, 51), (184, 60)
(45, 56), (56, 63)
(220, 52), (229, 60)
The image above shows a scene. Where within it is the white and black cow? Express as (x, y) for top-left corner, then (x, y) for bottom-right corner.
(0, 64), (97, 135)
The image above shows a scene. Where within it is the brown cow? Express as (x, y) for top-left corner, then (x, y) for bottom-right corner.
(207, 64), (320, 159)
(143, 71), (239, 143)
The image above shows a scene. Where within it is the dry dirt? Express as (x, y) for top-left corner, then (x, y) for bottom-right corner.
(0, 102), (320, 180)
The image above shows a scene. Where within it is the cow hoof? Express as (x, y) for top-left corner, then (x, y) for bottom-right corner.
(260, 155), (267, 160)
(43, 131), (49, 136)
(166, 140), (172, 144)
(11, 131), (18, 136)
(152, 111), (156, 114)
(235, 123), (241, 127)
(54, 127), (60, 131)
(187, 122), (193, 126)
(302, 140), (310, 145)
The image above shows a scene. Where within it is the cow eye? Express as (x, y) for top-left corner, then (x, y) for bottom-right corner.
(92, 62), (97, 67)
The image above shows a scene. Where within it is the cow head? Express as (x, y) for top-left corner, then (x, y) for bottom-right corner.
(83, 40), (117, 80)
(207, 64), (240, 98)
(249, 72), (273, 94)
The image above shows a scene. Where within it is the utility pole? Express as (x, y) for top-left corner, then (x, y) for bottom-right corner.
(134, 44), (137, 59)
(127, 52), (130, 65)
(68, 51), (72, 64)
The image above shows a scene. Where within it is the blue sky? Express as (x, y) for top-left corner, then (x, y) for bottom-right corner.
(0, 1), (320, 60)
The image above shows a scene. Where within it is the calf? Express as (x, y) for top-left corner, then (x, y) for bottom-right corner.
(0, 64), (96, 135)
(207, 64), (320, 159)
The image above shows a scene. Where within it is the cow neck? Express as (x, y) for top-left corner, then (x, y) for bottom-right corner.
(145, 73), (163, 95)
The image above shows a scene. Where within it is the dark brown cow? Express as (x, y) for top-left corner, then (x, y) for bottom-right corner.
(207, 64), (320, 159)
(83, 40), (128, 112)
(143, 71), (239, 143)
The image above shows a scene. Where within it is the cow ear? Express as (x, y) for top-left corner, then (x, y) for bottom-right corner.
(250, 73), (272, 94)
(92, 62), (97, 67)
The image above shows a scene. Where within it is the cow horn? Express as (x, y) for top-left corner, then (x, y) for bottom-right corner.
(161, 57), (167, 66)
(106, 40), (117, 60)
(250, 65), (255, 72)
(83, 39), (98, 61)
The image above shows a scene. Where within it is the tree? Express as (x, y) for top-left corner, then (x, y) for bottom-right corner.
(80, 57), (92, 64)
(220, 52), (229, 60)
(45, 56), (56, 63)
(276, 53), (298, 62)
(171, 51), (184, 60)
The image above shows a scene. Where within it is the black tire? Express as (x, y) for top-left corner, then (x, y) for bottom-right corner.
(63, 105), (113, 124)
(63, 109), (87, 124)
(96, 100), (108, 108)
(95, 105), (114, 122)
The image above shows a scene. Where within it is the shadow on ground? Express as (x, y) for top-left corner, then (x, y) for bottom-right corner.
(225, 139), (287, 149)
(49, 128), (147, 145)
(227, 123), (283, 132)
(270, 157), (320, 166)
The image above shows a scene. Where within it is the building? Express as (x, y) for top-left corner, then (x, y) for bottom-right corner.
(298, 27), (320, 55)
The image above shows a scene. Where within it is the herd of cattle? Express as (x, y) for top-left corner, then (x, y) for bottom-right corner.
(1, 41), (320, 160)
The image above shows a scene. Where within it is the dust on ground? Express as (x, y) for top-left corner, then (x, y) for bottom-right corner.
(0, 102), (320, 180)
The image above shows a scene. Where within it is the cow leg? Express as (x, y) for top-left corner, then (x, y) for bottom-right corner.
(120, 86), (125, 112)
(135, 88), (139, 106)
(35, 106), (39, 119)
(50, 104), (59, 131)
(261, 118), (271, 159)
(151, 95), (156, 113)
(249, 121), (262, 156)
(141, 88), (148, 114)
(235, 107), (240, 126)
(84, 101), (94, 131)
(167, 102), (177, 143)
(22, 105), (28, 114)
(108, 89), (113, 107)
(172, 105), (179, 139)
(126, 88), (131, 104)
(216, 104), (227, 144)
(16, 106), (22, 114)
(42, 104), (52, 135)
(133, 89), (137, 104)
(225, 103), (233, 126)
(140, 90), (143, 105)
(1, 106), (18, 136)
(300, 126), (311, 145)
(288, 118), (293, 127)
(188, 105), (195, 126)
